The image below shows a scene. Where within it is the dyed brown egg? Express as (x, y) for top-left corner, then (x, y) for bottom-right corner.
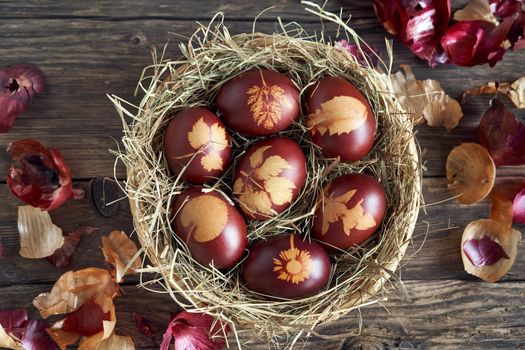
(171, 187), (247, 269)
(312, 173), (387, 250)
(233, 137), (307, 220)
(242, 234), (331, 299)
(306, 76), (376, 162)
(216, 69), (300, 136)
(163, 107), (232, 184)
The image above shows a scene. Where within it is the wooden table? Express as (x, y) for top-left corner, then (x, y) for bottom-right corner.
(1, 1), (524, 349)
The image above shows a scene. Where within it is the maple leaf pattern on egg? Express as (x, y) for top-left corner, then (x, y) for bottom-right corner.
(247, 71), (293, 130)
(234, 145), (296, 218)
(321, 188), (376, 236)
(180, 195), (228, 243)
(307, 96), (368, 136)
(187, 117), (229, 172)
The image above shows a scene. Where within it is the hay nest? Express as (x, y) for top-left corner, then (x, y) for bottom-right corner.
(110, 4), (421, 348)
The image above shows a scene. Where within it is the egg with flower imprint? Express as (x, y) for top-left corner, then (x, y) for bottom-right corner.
(171, 187), (247, 269)
(163, 107), (232, 184)
(216, 69), (300, 136)
(233, 137), (307, 220)
(242, 234), (331, 299)
(312, 173), (387, 250)
(306, 76), (376, 162)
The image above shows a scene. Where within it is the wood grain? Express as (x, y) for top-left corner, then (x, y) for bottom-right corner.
(0, 280), (523, 349)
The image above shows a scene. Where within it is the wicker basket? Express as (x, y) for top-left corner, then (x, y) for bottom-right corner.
(112, 10), (421, 348)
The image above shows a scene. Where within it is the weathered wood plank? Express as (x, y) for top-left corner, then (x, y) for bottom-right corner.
(1, 18), (524, 179)
(0, 1), (359, 21)
(1, 178), (523, 285)
(0, 280), (523, 349)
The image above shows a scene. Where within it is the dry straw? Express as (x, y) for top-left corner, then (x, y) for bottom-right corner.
(109, 2), (421, 348)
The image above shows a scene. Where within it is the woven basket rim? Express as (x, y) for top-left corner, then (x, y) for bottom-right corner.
(121, 30), (422, 338)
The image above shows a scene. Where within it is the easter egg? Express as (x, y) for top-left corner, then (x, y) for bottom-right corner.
(233, 137), (307, 220)
(171, 187), (247, 269)
(242, 234), (331, 299)
(306, 76), (376, 162)
(163, 107), (232, 184)
(216, 69), (300, 136)
(312, 173), (387, 250)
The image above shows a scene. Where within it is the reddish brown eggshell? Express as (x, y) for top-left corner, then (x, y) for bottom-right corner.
(172, 187), (247, 269)
(216, 69), (300, 136)
(242, 234), (331, 299)
(312, 173), (387, 250)
(306, 76), (376, 162)
(233, 137), (307, 220)
(163, 107), (232, 184)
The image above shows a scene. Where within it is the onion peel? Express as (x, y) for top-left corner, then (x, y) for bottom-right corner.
(0, 309), (57, 350)
(373, 0), (451, 65)
(461, 77), (525, 109)
(46, 227), (99, 268)
(18, 206), (64, 259)
(160, 311), (229, 350)
(478, 98), (525, 166)
(490, 191), (514, 229)
(7, 140), (82, 211)
(446, 143), (496, 204)
(101, 231), (142, 283)
(441, 15), (517, 67)
(454, 0), (499, 25)
(512, 184), (525, 224)
(387, 64), (463, 130)
(461, 218), (521, 282)
(0, 64), (45, 133)
(33, 267), (119, 319)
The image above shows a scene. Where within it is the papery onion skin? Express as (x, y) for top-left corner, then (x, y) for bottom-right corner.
(490, 0), (525, 47)
(463, 236), (509, 266)
(7, 140), (75, 211)
(441, 16), (515, 67)
(61, 300), (110, 337)
(21, 320), (58, 350)
(160, 311), (228, 350)
(0, 309), (58, 350)
(478, 98), (525, 166)
(461, 219), (521, 282)
(513, 185), (525, 224)
(0, 64), (45, 133)
(0, 309), (28, 339)
(373, 0), (451, 65)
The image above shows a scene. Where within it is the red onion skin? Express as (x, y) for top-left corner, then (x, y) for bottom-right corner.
(7, 139), (75, 211)
(478, 99), (525, 166)
(463, 237), (509, 266)
(160, 311), (228, 350)
(0, 64), (45, 133)
(441, 16), (516, 67)
(513, 186), (525, 224)
(373, 0), (451, 65)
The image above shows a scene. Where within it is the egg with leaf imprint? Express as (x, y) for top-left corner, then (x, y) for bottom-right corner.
(312, 173), (387, 250)
(216, 69), (300, 136)
(241, 234), (331, 299)
(163, 107), (232, 184)
(171, 187), (247, 269)
(306, 76), (376, 162)
(233, 137), (307, 221)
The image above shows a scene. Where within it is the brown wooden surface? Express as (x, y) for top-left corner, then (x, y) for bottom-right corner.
(0, 1), (524, 349)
